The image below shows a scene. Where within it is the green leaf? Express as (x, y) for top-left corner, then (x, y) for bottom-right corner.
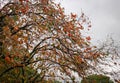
(13, 15), (18, 21)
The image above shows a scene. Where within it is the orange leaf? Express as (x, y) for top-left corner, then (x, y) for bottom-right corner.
(88, 25), (91, 27)
(19, 0), (23, 2)
(68, 33), (72, 37)
(5, 56), (11, 63)
(86, 36), (91, 41)
(71, 13), (77, 18)
(86, 47), (91, 51)
(14, 26), (19, 31)
(21, 8), (26, 13)
(13, 35), (18, 41)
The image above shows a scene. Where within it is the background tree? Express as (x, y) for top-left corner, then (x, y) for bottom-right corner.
(81, 74), (114, 83)
(0, 0), (103, 82)
(91, 37), (120, 83)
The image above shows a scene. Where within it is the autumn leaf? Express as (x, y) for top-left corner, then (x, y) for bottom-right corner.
(71, 13), (77, 18)
(19, 0), (23, 2)
(14, 26), (19, 31)
(21, 8), (27, 14)
(12, 35), (18, 41)
(5, 56), (11, 63)
(86, 36), (91, 41)
(86, 47), (92, 51)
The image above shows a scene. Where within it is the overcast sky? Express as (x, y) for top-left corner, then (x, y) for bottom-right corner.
(56, 0), (120, 43)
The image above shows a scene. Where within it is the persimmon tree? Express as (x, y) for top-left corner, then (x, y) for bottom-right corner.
(0, 0), (103, 82)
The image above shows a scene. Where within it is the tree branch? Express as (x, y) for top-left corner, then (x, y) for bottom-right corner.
(0, 65), (23, 77)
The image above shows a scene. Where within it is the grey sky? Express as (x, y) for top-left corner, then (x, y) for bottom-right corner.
(56, 0), (120, 43)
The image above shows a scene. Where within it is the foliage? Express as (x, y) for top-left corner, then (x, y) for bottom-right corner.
(81, 74), (114, 83)
(0, 0), (103, 82)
